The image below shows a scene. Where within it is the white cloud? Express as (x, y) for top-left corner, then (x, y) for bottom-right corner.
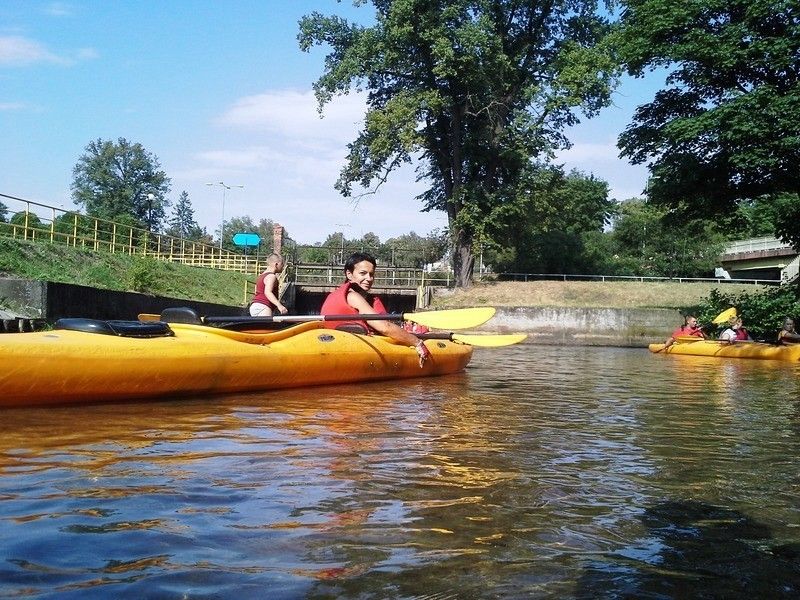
(0, 102), (26, 111)
(217, 89), (366, 141)
(43, 2), (73, 17)
(0, 35), (96, 67)
(0, 35), (68, 66)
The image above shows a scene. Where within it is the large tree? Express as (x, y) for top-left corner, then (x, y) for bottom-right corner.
(71, 137), (171, 231)
(616, 0), (800, 243)
(299, 0), (617, 286)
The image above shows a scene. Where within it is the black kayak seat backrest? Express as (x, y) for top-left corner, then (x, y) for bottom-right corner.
(55, 318), (174, 338)
(159, 306), (203, 324)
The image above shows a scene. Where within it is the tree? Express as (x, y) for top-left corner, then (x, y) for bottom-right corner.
(71, 138), (171, 231)
(616, 0), (800, 243)
(0, 200), (7, 223)
(491, 167), (615, 273)
(299, 0), (618, 286)
(166, 191), (205, 240)
(385, 230), (448, 268)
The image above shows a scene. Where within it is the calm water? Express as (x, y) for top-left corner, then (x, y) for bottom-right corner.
(1, 346), (799, 599)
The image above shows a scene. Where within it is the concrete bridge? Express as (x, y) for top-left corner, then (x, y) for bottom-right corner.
(720, 237), (799, 282)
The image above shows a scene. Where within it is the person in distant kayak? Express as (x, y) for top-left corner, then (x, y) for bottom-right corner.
(249, 253), (289, 317)
(777, 317), (800, 345)
(320, 252), (431, 367)
(719, 316), (752, 343)
(664, 314), (706, 348)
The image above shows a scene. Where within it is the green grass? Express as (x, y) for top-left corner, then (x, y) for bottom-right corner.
(0, 238), (251, 306)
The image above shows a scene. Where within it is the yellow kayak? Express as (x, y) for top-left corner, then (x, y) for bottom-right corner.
(649, 338), (800, 362)
(0, 319), (473, 407)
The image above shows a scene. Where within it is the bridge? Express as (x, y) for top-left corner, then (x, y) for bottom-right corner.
(720, 237), (799, 283)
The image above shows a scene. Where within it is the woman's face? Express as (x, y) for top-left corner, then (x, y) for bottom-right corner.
(346, 260), (375, 292)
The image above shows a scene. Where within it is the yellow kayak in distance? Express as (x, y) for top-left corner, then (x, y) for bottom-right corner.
(649, 338), (800, 363)
(0, 319), (473, 407)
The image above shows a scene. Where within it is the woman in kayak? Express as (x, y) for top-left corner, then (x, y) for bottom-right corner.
(250, 253), (289, 317)
(320, 252), (431, 367)
(664, 314), (706, 348)
(778, 317), (800, 345)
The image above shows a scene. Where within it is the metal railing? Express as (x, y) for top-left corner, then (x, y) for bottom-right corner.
(493, 273), (781, 285)
(0, 192), (268, 275)
(724, 236), (794, 255)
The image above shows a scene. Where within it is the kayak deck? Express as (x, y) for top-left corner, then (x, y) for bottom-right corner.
(649, 339), (800, 362)
(0, 321), (473, 407)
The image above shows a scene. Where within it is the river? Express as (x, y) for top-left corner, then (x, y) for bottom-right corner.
(1, 346), (799, 598)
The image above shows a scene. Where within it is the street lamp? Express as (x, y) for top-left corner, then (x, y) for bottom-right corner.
(146, 193), (155, 231)
(206, 181), (244, 250)
(335, 223), (350, 263)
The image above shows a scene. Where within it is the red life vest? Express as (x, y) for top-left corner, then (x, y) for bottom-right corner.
(320, 282), (387, 332)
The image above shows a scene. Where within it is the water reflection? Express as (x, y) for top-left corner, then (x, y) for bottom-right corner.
(1, 347), (799, 598)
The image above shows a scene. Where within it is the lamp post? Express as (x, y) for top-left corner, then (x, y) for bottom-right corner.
(146, 193), (155, 231)
(206, 181), (244, 250)
(335, 223), (350, 263)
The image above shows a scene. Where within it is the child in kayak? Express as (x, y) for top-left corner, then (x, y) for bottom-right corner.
(249, 253), (289, 317)
(320, 252), (431, 367)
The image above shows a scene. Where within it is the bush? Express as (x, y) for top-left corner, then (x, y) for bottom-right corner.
(695, 285), (800, 341)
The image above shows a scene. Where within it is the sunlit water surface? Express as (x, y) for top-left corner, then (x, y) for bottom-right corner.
(1, 346), (799, 598)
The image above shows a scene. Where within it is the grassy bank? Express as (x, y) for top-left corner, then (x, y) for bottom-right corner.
(0, 238), (250, 306)
(0, 238), (771, 310)
(431, 280), (771, 310)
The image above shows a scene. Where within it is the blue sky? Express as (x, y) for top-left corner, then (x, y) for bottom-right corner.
(1, 1), (659, 245)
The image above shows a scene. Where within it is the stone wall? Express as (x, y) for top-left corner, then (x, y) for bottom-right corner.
(476, 306), (681, 347)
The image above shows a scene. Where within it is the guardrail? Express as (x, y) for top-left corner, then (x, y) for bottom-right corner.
(494, 273), (781, 285)
(724, 236), (794, 254)
(0, 192), (267, 274)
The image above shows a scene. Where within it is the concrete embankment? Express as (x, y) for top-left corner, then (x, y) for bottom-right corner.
(477, 306), (680, 347)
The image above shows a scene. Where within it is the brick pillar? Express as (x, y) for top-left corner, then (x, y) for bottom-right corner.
(272, 224), (284, 255)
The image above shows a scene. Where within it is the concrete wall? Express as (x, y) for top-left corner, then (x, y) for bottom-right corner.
(476, 306), (681, 347)
(0, 277), (245, 322)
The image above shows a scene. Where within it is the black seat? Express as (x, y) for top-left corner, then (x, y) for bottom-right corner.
(55, 318), (174, 338)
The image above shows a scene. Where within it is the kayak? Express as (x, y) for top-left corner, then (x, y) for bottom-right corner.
(649, 338), (800, 363)
(0, 318), (473, 407)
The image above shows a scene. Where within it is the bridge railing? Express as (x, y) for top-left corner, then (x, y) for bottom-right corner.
(724, 236), (794, 255)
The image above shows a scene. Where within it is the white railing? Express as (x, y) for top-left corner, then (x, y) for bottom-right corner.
(724, 236), (794, 255)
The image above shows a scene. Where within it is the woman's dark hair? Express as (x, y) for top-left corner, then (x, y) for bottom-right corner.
(344, 252), (377, 274)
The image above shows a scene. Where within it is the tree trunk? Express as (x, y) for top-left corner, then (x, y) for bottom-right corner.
(452, 228), (474, 288)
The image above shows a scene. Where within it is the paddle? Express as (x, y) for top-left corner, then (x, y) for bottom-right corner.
(420, 332), (527, 347)
(139, 306), (496, 331)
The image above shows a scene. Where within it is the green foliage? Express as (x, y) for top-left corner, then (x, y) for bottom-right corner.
(695, 285), (800, 341)
(71, 137), (171, 232)
(490, 167), (616, 273)
(166, 191), (205, 241)
(615, 0), (800, 245)
(126, 257), (160, 293)
(9, 211), (44, 229)
(299, 0), (619, 285)
(0, 201), (7, 222)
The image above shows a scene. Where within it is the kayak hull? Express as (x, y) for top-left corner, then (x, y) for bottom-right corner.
(0, 322), (473, 407)
(649, 339), (800, 362)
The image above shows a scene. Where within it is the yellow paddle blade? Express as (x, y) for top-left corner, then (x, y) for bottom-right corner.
(403, 307), (496, 330)
(450, 333), (527, 347)
(138, 313), (160, 321)
(712, 307), (737, 324)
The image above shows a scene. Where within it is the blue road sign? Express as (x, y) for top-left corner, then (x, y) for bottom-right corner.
(232, 232), (261, 247)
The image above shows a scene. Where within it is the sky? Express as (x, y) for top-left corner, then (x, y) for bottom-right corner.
(0, 1), (660, 246)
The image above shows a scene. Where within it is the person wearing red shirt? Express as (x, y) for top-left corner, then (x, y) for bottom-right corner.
(664, 314), (705, 348)
(320, 252), (431, 367)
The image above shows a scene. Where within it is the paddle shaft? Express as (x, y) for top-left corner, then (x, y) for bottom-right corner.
(205, 313), (411, 324)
